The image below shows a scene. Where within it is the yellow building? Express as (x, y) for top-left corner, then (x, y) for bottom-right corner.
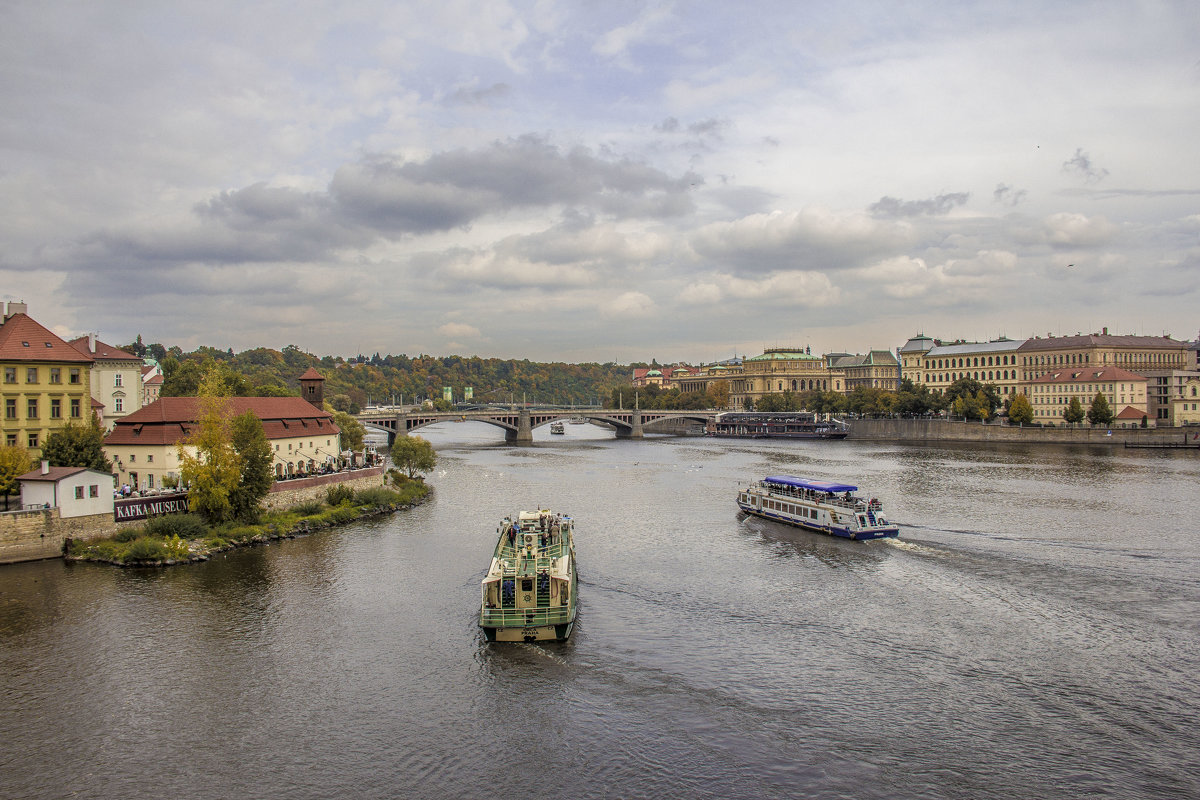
(103, 396), (343, 492)
(1018, 330), (1189, 422)
(830, 350), (899, 392)
(898, 334), (1023, 399)
(730, 347), (835, 410)
(1026, 365), (1147, 425)
(0, 303), (94, 456)
(1171, 377), (1200, 426)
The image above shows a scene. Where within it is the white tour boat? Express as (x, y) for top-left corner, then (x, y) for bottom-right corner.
(737, 476), (899, 540)
(480, 510), (578, 642)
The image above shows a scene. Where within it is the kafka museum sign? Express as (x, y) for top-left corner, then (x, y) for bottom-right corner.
(114, 495), (190, 522)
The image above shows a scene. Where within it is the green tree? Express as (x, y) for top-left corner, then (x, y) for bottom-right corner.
(1087, 392), (1115, 426)
(390, 435), (437, 479)
(1008, 393), (1034, 425)
(40, 417), (112, 471)
(328, 393), (353, 412)
(0, 445), (33, 511)
(332, 410), (366, 451)
(1063, 396), (1085, 425)
(178, 370), (241, 523)
(229, 411), (273, 523)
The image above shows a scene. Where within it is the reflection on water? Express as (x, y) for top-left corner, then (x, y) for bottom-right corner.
(3, 426), (1200, 800)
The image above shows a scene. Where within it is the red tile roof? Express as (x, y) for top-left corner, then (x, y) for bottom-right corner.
(0, 313), (93, 363)
(17, 465), (90, 482)
(1029, 365), (1147, 385)
(299, 367), (324, 380)
(67, 336), (140, 361)
(104, 396), (340, 446)
(1116, 406), (1147, 420)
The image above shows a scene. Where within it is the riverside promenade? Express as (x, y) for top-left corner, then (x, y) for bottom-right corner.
(849, 418), (1200, 447)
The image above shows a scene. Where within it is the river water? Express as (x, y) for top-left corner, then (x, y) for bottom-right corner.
(3, 424), (1199, 800)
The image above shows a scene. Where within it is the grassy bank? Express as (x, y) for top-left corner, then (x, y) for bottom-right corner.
(67, 479), (431, 567)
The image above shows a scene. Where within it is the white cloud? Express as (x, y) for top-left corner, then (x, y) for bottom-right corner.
(603, 291), (655, 318)
(438, 322), (482, 339)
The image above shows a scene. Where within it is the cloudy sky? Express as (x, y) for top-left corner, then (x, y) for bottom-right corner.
(3, 1), (1198, 364)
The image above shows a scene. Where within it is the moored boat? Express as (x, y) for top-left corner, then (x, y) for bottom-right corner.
(737, 476), (898, 540)
(480, 510), (578, 642)
(707, 411), (848, 439)
(550, 422), (565, 434)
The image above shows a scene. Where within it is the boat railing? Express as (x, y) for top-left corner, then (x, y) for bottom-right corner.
(480, 606), (572, 628)
(751, 483), (880, 511)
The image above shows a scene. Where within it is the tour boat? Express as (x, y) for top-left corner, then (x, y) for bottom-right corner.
(737, 476), (899, 540)
(707, 412), (848, 439)
(550, 422), (565, 434)
(480, 510), (578, 642)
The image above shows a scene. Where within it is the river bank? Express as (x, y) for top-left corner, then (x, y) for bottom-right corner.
(65, 480), (431, 568)
(848, 417), (1200, 447)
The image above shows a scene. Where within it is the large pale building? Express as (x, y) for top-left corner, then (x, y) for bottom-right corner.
(69, 335), (144, 431)
(729, 347), (836, 410)
(830, 350), (900, 392)
(1017, 330), (1190, 422)
(103, 397), (342, 492)
(1171, 377), (1200, 426)
(0, 303), (94, 456)
(898, 335), (1024, 400)
(1026, 365), (1148, 425)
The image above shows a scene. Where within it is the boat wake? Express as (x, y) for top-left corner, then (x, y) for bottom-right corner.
(513, 641), (570, 665)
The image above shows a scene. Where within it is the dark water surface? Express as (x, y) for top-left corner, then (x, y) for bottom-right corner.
(3, 425), (1199, 800)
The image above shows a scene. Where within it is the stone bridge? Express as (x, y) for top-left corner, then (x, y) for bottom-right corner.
(356, 407), (713, 445)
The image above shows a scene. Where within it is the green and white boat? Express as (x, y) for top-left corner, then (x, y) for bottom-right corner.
(480, 510), (578, 642)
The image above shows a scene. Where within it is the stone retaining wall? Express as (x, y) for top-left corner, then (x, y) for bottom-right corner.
(1, 467), (389, 564)
(0, 507), (120, 564)
(848, 418), (1198, 446)
(262, 467), (387, 511)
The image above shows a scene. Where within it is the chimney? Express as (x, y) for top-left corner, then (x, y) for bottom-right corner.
(88, 333), (96, 353)
(3, 300), (27, 321)
(41, 460), (49, 475)
(1102, 326), (1108, 335)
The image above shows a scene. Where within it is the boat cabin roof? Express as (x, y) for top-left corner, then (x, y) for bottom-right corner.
(764, 476), (858, 493)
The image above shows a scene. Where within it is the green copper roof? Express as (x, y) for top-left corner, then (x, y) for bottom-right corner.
(747, 348), (820, 362)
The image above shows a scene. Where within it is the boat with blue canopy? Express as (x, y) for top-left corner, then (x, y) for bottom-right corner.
(737, 475), (899, 540)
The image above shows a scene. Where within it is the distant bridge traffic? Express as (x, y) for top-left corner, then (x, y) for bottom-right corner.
(356, 407), (714, 444)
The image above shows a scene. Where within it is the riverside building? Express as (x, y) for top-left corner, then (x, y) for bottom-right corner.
(0, 303), (94, 457)
(1017, 330), (1190, 423)
(1026, 365), (1149, 425)
(728, 347), (836, 411)
(898, 334), (1023, 401)
(103, 397), (342, 492)
(68, 335), (144, 431)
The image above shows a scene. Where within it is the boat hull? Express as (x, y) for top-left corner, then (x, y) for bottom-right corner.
(482, 618), (576, 643)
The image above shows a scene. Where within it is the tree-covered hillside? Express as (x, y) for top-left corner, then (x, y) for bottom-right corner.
(124, 337), (636, 411)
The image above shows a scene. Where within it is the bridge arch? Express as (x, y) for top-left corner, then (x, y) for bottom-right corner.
(357, 408), (713, 446)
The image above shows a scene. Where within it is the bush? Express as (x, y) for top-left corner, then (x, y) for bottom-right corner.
(354, 487), (400, 507)
(144, 514), (208, 539)
(114, 527), (141, 542)
(326, 484), (354, 506)
(292, 500), (325, 516)
(125, 536), (168, 561)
